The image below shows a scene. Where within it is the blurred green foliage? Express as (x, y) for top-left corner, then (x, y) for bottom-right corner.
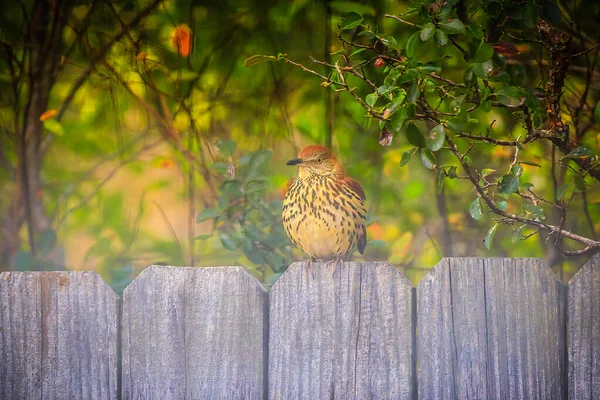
(198, 141), (293, 286)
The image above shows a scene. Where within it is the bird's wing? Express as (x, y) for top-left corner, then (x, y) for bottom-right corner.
(340, 176), (366, 201)
(341, 176), (367, 254)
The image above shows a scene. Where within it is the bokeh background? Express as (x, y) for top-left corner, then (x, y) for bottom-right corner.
(1, 0), (599, 291)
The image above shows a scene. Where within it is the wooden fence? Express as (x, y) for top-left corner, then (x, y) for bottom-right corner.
(0, 256), (598, 399)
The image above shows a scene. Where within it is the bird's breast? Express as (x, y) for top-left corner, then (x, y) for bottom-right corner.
(282, 176), (366, 260)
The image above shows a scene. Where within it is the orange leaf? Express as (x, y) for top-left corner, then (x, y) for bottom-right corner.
(171, 24), (191, 57)
(160, 159), (174, 168)
(367, 223), (384, 241)
(40, 110), (57, 121)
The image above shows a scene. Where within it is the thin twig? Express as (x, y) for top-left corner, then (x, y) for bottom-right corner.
(571, 41), (600, 57)
(384, 14), (422, 28)
(456, 132), (519, 146)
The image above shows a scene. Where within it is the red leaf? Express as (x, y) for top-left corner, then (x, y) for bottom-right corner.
(491, 42), (520, 56)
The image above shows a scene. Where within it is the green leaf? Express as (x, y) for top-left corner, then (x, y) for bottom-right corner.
(380, 35), (398, 50)
(437, 169), (445, 193)
(406, 82), (419, 102)
(342, 12), (363, 30)
(420, 148), (437, 169)
(484, 224), (498, 250)
(405, 32), (420, 58)
(216, 139), (236, 156)
(470, 42), (495, 62)
(38, 229), (57, 255)
(420, 63), (442, 74)
(519, 160), (541, 167)
(495, 86), (526, 107)
(556, 183), (572, 201)
(266, 272), (283, 287)
(391, 105), (408, 132)
(219, 233), (237, 251)
(481, 168), (495, 177)
(377, 85), (395, 95)
(574, 174), (587, 192)
(464, 67), (475, 85)
(435, 29), (448, 46)
(407, 122), (426, 147)
(497, 200), (507, 211)
(446, 112), (469, 132)
(244, 55), (278, 67)
(420, 23), (436, 41)
(510, 164), (524, 176)
(349, 48), (367, 57)
(43, 119), (64, 136)
(470, 198), (483, 220)
(511, 225), (525, 244)
(594, 101), (600, 123)
(565, 146), (594, 159)
(366, 92), (378, 107)
(244, 150), (272, 180)
(480, 100), (492, 112)
(196, 208), (220, 223)
(245, 179), (270, 194)
(447, 166), (457, 179)
(439, 19), (465, 34)
(427, 124), (446, 151)
(244, 245), (266, 264)
(266, 252), (286, 272)
(498, 173), (519, 195)
(473, 60), (494, 78)
(400, 148), (418, 166)
(523, 203), (545, 219)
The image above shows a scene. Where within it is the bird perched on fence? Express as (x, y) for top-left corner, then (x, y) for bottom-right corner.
(282, 145), (367, 263)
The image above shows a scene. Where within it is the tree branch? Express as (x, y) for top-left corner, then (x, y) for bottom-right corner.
(446, 134), (600, 253)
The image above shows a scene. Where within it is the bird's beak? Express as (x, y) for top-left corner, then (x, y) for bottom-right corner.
(286, 158), (303, 166)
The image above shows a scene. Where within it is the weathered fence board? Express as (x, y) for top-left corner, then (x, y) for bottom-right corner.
(3, 257), (598, 399)
(569, 254), (600, 399)
(0, 271), (118, 399)
(121, 266), (267, 399)
(418, 257), (566, 400)
(269, 261), (415, 399)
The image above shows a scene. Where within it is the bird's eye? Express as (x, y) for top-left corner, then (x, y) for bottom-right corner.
(316, 157), (323, 163)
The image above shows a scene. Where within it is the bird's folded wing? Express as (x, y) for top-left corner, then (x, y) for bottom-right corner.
(340, 176), (365, 201)
(340, 176), (367, 254)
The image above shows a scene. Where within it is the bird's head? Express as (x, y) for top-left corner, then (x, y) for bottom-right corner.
(286, 145), (344, 179)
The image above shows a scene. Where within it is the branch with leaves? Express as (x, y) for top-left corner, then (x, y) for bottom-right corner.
(247, 1), (600, 255)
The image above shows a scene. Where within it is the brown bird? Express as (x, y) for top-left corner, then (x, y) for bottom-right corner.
(282, 145), (367, 262)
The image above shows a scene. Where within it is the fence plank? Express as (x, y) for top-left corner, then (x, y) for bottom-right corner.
(418, 257), (566, 400)
(269, 261), (415, 399)
(121, 266), (267, 399)
(569, 254), (600, 399)
(0, 271), (118, 399)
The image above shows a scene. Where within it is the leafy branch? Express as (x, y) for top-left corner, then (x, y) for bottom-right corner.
(246, 2), (600, 255)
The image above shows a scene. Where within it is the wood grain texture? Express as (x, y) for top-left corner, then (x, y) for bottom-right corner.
(569, 254), (600, 399)
(418, 257), (566, 400)
(0, 271), (118, 399)
(121, 266), (267, 399)
(268, 261), (415, 399)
